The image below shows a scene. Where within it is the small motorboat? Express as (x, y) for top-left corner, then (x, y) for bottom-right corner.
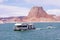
(47, 25), (56, 29)
(14, 23), (35, 31)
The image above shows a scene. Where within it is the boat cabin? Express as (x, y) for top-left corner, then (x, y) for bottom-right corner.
(14, 23), (35, 31)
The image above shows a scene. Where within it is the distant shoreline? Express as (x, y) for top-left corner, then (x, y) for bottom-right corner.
(12, 21), (60, 23)
(0, 21), (60, 24)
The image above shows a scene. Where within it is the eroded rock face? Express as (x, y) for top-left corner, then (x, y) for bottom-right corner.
(5, 17), (22, 23)
(28, 6), (48, 18)
(55, 16), (60, 21)
(23, 6), (56, 22)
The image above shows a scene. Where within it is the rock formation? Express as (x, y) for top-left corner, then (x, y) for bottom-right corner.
(23, 6), (56, 22)
(55, 16), (60, 21)
(28, 6), (48, 18)
(3, 17), (22, 23)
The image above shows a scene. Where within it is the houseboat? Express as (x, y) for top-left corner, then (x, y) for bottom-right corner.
(14, 23), (35, 31)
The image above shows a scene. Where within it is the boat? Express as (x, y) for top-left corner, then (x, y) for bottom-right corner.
(47, 25), (56, 29)
(14, 23), (35, 31)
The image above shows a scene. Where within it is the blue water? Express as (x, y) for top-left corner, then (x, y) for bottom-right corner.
(0, 22), (60, 40)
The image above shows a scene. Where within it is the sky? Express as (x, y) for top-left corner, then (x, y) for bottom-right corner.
(0, 0), (60, 17)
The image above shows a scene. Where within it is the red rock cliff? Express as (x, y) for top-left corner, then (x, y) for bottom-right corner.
(23, 6), (56, 22)
(28, 6), (48, 18)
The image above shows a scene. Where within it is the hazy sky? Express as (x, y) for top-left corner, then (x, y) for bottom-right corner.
(0, 0), (60, 17)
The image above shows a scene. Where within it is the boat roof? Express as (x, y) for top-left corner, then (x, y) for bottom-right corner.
(15, 23), (22, 25)
(15, 23), (33, 26)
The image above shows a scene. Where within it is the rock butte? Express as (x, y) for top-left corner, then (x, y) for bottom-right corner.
(23, 6), (56, 22)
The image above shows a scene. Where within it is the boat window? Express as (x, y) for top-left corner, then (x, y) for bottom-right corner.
(17, 25), (27, 27)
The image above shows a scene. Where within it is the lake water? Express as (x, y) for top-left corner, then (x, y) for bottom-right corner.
(0, 22), (60, 40)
